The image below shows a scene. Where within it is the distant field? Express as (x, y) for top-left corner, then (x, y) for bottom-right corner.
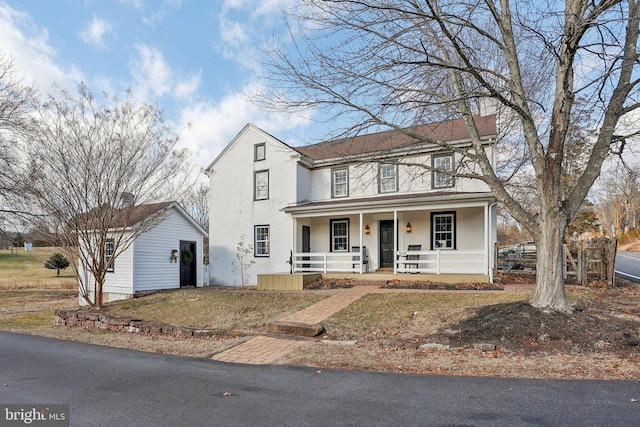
(0, 247), (76, 289)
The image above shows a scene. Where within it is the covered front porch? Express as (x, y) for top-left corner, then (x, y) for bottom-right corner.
(283, 192), (497, 281)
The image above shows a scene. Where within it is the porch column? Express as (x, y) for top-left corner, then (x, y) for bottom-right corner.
(292, 217), (297, 274)
(393, 210), (398, 274)
(359, 212), (363, 274)
(484, 202), (490, 281)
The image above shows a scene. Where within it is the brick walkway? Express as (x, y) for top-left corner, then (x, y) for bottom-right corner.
(211, 286), (373, 365)
(211, 336), (309, 364)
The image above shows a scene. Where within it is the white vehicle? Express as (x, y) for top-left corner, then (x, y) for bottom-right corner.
(499, 241), (536, 257)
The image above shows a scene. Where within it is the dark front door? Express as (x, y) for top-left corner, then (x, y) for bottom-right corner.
(302, 226), (311, 269)
(180, 241), (197, 287)
(379, 220), (395, 268)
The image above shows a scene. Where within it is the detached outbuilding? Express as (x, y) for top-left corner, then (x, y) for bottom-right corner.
(78, 201), (207, 305)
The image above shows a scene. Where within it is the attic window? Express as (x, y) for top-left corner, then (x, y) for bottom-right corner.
(254, 143), (266, 161)
(254, 170), (269, 200)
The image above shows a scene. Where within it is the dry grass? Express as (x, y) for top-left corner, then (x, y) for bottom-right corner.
(0, 247), (76, 290)
(103, 287), (327, 330)
(321, 291), (531, 341)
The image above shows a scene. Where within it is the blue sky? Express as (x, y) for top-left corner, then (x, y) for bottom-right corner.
(0, 0), (317, 170)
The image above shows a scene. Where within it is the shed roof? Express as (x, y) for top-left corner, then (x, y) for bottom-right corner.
(109, 202), (173, 228)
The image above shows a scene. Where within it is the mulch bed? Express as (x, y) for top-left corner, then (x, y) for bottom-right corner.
(305, 278), (354, 290)
(306, 278), (504, 291)
(381, 280), (504, 290)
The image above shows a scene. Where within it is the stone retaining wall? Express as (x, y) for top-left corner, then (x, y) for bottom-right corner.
(55, 309), (251, 338)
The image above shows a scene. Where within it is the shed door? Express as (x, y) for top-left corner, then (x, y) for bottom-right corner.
(180, 241), (197, 287)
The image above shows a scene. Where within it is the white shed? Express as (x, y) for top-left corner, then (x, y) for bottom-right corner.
(78, 202), (207, 305)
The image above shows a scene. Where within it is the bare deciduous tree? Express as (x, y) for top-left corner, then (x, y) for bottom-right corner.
(261, 0), (640, 312)
(24, 83), (193, 308)
(181, 182), (209, 231)
(598, 167), (640, 235)
(0, 50), (37, 225)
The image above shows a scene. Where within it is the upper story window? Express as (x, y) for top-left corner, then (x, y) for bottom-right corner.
(254, 143), (266, 161)
(378, 163), (398, 193)
(254, 170), (269, 200)
(331, 167), (349, 198)
(104, 238), (115, 272)
(330, 219), (349, 252)
(432, 153), (455, 189)
(431, 211), (456, 250)
(254, 225), (270, 257)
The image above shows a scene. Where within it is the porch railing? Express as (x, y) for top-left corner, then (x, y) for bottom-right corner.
(292, 251), (364, 273)
(292, 249), (485, 274)
(396, 249), (484, 274)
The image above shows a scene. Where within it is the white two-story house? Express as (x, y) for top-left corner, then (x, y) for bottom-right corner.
(206, 115), (497, 286)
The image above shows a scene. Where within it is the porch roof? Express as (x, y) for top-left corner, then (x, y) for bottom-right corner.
(283, 191), (495, 216)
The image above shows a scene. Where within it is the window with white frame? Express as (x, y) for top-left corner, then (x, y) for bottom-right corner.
(432, 153), (455, 189)
(254, 143), (265, 161)
(254, 225), (270, 257)
(104, 238), (115, 272)
(254, 170), (269, 200)
(378, 163), (398, 193)
(431, 212), (456, 249)
(330, 219), (349, 252)
(331, 167), (348, 198)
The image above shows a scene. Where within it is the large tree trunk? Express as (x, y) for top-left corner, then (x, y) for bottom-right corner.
(530, 212), (571, 313)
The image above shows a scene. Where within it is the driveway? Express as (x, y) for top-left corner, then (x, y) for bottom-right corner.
(1, 332), (638, 426)
(616, 250), (640, 283)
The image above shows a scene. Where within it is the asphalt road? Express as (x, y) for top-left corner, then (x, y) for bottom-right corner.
(1, 332), (639, 426)
(615, 250), (640, 283)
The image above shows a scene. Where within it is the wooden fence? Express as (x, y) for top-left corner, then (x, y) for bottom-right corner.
(497, 237), (617, 285)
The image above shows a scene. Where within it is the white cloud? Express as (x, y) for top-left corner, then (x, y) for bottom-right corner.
(0, 3), (83, 95)
(129, 44), (203, 102)
(79, 15), (112, 49)
(142, 0), (183, 28)
(176, 82), (310, 169)
(219, 18), (249, 47)
(130, 44), (172, 99)
(174, 72), (201, 99)
(118, 0), (143, 9)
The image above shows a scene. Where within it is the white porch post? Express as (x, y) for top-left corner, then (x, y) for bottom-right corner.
(485, 202), (494, 283)
(393, 210), (398, 274)
(359, 212), (363, 274)
(292, 217), (297, 273)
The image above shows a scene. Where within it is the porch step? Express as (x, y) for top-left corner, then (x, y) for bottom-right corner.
(351, 279), (388, 287)
(265, 320), (325, 337)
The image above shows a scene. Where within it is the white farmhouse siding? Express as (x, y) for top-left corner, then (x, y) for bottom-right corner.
(207, 125), (299, 286)
(207, 115), (499, 285)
